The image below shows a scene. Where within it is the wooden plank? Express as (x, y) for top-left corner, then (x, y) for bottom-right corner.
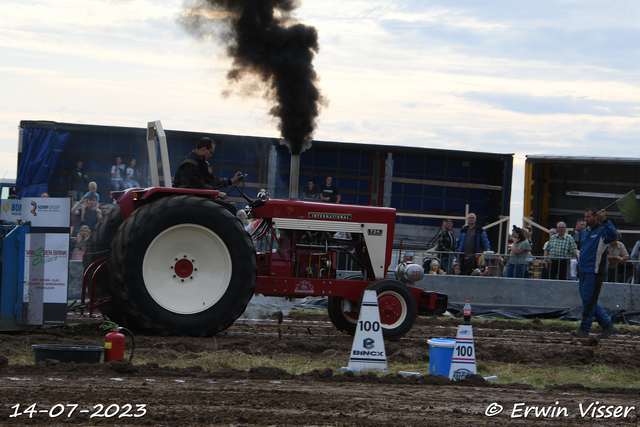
(392, 177), (502, 191)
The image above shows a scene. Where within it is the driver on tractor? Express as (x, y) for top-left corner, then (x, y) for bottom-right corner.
(173, 137), (244, 214)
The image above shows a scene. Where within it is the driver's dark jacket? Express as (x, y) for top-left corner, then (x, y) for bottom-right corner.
(173, 150), (231, 190)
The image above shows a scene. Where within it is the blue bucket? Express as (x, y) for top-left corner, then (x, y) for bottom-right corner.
(427, 338), (455, 376)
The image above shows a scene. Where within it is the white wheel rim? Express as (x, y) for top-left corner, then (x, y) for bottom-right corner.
(378, 290), (408, 329)
(142, 223), (232, 314)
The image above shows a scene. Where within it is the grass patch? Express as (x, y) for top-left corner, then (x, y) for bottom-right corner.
(133, 350), (347, 374)
(9, 347), (35, 366)
(127, 350), (640, 389)
(479, 363), (640, 389)
(290, 308), (327, 315)
(469, 317), (579, 327)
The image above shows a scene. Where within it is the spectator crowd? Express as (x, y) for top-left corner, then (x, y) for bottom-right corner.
(418, 211), (637, 284)
(6, 156), (143, 258)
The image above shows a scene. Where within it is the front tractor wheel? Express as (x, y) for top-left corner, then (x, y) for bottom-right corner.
(328, 278), (418, 341)
(107, 195), (256, 336)
(327, 275), (362, 334)
(327, 296), (359, 333)
(366, 279), (417, 341)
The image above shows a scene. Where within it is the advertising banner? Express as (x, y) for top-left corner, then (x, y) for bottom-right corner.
(0, 199), (22, 222)
(22, 233), (69, 325)
(22, 197), (70, 228)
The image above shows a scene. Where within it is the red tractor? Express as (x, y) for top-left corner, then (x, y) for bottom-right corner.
(84, 186), (447, 340)
(82, 122), (447, 340)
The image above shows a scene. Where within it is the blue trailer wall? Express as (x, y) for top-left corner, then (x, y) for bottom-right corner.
(18, 121), (513, 250)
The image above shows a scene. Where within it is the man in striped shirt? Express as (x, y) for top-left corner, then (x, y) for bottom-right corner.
(544, 221), (578, 280)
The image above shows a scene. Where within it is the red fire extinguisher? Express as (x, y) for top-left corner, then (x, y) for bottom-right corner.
(104, 329), (126, 362)
(102, 321), (135, 362)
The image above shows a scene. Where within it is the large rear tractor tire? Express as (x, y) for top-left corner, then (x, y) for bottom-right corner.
(82, 205), (124, 324)
(107, 195), (256, 336)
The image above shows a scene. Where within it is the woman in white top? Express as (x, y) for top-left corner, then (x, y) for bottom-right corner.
(126, 158), (141, 188)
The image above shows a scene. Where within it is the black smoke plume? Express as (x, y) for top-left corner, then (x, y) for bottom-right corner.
(180, 0), (324, 155)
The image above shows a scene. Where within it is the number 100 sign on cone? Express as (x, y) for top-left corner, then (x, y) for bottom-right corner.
(449, 324), (477, 380)
(345, 290), (388, 372)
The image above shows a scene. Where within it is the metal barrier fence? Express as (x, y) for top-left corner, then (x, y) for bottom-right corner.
(383, 249), (639, 283)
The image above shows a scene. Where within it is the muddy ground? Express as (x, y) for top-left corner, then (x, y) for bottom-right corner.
(1, 312), (640, 426)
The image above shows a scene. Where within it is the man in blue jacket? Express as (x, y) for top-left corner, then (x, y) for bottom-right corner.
(456, 213), (491, 275)
(571, 207), (619, 338)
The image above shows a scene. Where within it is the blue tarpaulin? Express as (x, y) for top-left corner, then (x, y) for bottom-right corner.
(17, 127), (70, 198)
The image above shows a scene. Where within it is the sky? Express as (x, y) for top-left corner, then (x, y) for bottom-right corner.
(2, 0), (640, 225)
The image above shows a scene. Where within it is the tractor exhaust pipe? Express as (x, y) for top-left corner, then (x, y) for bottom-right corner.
(289, 154), (300, 199)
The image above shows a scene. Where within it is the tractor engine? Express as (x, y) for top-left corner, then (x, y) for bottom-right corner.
(250, 199), (394, 285)
(255, 228), (351, 280)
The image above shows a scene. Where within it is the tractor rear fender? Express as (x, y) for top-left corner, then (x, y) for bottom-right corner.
(114, 187), (222, 220)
